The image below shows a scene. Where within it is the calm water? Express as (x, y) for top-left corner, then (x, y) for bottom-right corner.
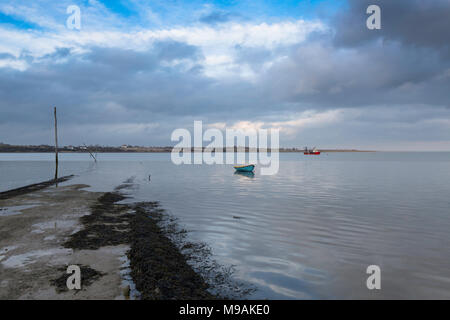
(1, 152), (450, 299)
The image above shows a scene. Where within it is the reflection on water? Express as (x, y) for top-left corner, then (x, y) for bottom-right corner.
(234, 171), (255, 179)
(1, 152), (450, 299)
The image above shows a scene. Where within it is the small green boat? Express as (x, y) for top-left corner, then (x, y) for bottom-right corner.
(234, 164), (255, 172)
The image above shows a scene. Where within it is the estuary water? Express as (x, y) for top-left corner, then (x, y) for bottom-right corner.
(1, 152), (450, 299)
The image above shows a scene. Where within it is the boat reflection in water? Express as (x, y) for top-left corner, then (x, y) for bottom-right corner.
(234, 171), (255, 178)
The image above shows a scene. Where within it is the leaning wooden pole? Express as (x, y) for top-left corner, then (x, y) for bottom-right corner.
(54, 107), (59, 180)
(83, 143), (97, 162)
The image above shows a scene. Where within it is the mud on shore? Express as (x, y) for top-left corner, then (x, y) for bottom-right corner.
(63, 190), (216, 299)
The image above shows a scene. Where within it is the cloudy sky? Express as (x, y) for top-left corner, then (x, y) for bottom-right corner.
(0, 0), (449, 150)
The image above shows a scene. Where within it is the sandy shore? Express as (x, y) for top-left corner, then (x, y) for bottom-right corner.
(0, 178), (219, 300)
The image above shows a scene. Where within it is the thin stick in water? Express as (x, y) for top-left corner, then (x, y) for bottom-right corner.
(54, 107), (58, 180)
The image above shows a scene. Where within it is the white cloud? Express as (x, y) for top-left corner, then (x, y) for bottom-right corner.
(208, 109), (347, 136)
(0, 58), (28, 71)
(0, 19), (326, 80)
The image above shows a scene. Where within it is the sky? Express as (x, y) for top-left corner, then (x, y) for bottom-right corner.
(0, 0), (449, 150)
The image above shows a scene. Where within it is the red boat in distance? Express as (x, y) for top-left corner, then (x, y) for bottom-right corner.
(304, 147), (320, 155)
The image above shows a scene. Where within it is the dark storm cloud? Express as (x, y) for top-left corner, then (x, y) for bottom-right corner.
(251, 0), (450, 111)
(334, 0), (450, 51)
(259, 38), (450, 109)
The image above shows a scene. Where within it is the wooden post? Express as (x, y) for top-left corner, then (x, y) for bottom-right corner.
(54, 107), (58, 180)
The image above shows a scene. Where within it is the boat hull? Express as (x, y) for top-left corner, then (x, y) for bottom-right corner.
(304, 152), (320, 155)
(234, 164), (255, 172)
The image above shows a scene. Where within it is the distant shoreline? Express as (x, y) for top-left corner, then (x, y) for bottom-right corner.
(0, 150), (375, 153)
(0, 143), (375, 153)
